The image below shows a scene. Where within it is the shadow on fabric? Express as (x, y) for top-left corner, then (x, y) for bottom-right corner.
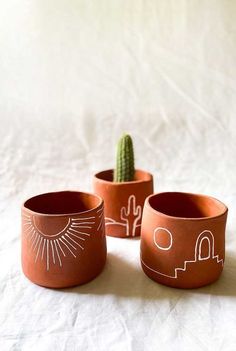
(61, 251), (236, 299)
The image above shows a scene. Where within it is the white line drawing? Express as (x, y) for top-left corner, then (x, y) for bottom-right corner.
(97, 206), (105, 234)
(54, 240), (62, 267)
(72, 216), (95, 220)
(22, 208), (103, 271)
(50, 241), (55, 264)
(56, 238), (65, 257)
(46, 240), (50, 271)
(68, 228), (91, 236)
(105, 195), (142, 237)
(154, 227), (173, 251)
(41, 239), (46, 260)
(33, 235), (40, 252)
(33, 217), (70, 237)
(141, 230), (224, 279)
(198, 236), (211, 260)
(35, 237), (43, 263)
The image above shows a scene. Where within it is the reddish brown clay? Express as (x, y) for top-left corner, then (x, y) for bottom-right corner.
(93, 169), (153, 238)
(140, 192), (228, 289)
(21, 191), (107, 288)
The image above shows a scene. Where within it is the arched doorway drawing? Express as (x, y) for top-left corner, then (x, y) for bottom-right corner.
(195, 230), (214, 261)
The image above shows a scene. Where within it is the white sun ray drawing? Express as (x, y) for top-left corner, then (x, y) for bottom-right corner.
(22, 207), (104, 271)
(96, 207), (105, 234)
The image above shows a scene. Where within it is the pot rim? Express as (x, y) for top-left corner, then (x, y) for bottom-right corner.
(94, 168), (153, 186)
(22, 190), (103, 217)
(145, 191), (228, 221)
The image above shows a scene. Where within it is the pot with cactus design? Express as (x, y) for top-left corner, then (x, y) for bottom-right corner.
(93, 134), (154, 238)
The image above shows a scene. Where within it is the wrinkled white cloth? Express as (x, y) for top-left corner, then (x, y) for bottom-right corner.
(1, 1), (236, 350)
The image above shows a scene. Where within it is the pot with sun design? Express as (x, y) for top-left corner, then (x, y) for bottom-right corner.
(21, 191), (107, 288)
(140, 192), (228, 289)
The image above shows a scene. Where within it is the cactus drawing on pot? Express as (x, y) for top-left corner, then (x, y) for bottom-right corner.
(114, 134), (135, 182)
(121, 195), (142, 236)
(105, 134), (142, 236)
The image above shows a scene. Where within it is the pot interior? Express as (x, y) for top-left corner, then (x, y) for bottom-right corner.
(95, 169), (152, 183)
(24, 191), (101, 215)
(148, 192), (227, 219)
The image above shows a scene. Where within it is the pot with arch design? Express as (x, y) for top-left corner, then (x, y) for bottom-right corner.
(140, 192), (228, 289)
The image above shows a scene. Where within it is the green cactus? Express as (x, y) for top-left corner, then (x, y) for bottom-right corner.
(114, 134), (135, 182)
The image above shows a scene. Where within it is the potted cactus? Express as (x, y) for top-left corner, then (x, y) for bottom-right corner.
(93, 134), (154, 238)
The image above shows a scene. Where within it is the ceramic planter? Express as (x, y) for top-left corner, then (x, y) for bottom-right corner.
(93, 169), (153, 238)
(21, 191), (107, 288)
(140, 192), (228, 289)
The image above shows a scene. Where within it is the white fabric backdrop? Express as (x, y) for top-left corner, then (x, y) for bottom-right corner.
(1, 1), (236, 350)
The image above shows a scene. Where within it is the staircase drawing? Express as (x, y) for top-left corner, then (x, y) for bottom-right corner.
(141, 230), (224, 279)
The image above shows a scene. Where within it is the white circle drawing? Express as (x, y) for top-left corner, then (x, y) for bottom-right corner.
(154, 227), (173, 251)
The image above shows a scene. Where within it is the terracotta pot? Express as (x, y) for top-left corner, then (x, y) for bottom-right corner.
(21, 191), (107, 288)
(140, 192), (228, 289)
(93, 169), (153, 238)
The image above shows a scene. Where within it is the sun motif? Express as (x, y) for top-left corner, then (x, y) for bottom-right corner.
(154, 227), (173, 251)
(22, 207), (104, 271)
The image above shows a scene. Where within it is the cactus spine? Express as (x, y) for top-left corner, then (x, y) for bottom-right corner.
(114, 134), (135, 182)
